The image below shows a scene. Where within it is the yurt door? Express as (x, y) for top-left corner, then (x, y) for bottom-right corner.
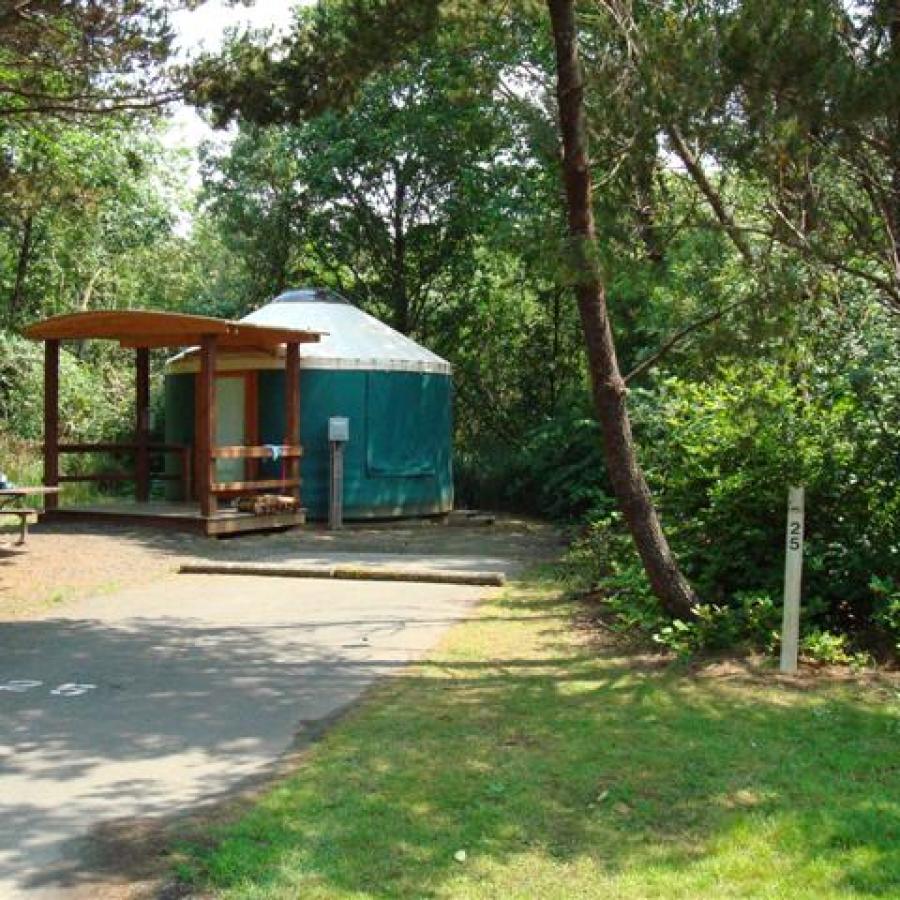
(215, 375), (246, 483)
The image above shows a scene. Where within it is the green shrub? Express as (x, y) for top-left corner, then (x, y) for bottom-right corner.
(0, 432), (103, 508)
(870, 576), (900, 655)
(456, 403), (614, 522)
(0, 432), (42, 488)
(800, 629), (869, 667)
(557, 357), (899, 663)
(0, 333), (133, 442)
(633, 360), (899, 660)
(0, 333), (143, 506)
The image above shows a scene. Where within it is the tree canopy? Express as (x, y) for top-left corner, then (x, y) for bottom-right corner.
(0, 0), (190, 120)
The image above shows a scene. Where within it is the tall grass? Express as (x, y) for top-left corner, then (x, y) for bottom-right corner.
(0, 432), (105, 509)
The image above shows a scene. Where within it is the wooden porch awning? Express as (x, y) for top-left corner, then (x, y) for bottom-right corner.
(24, 310), (323, 351)
(27, 309), (320, 522)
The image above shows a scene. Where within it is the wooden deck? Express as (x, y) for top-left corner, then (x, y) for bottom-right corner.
(42, 501), (306, 537)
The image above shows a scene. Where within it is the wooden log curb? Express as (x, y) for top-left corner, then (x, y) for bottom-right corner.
(178, 561), (506, 587)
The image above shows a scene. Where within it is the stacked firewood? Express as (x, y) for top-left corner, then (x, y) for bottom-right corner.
(235, 494), (299, 515)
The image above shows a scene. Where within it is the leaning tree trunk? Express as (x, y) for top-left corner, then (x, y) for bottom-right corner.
(889, 0), (900, 263)
(546, 0), (697, 619)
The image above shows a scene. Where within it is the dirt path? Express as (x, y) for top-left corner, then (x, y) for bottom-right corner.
(0, 516), (563, 620)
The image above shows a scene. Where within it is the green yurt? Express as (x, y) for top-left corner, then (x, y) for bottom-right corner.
(164, 288), (453, 520)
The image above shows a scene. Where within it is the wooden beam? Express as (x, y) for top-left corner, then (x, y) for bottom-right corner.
(135, 347), (150, 502)
(58, 442), (138, 454)
(59, 473), (131, 483)
(204, 509), (306, 536)
(26, 310), (230, 341)
(43, 339), (59, 510)
(198, 334), (218, 517)
(284, 342), (301, 505)
(118, 338), (286, 352)
(56, 473), (181, 483)
(25, 309), (322, 349)
(210, 477), (301, 494)
(56, 442), (186, 454)
(119, 335), (220, 349)
(211, 445), (303, 460)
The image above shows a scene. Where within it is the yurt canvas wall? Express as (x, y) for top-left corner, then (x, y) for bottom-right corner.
(165, 289), (453, 520)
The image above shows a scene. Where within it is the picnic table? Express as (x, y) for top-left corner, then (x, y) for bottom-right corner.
(0, 486), (59, 545)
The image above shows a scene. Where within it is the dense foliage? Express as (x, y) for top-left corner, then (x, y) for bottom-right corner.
(0, 0), (898, 661)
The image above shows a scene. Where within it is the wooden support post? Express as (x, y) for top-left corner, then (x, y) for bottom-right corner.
(135, 347), (150, 502)
(43, 339), (59, 510)
(284, 342), (300, 503)
(244, 371), (259, 483)
(198, 335), (218, 517)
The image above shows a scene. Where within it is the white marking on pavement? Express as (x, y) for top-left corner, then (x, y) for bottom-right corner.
(0, 680), (43, 693)
(49, 683), (97, 697)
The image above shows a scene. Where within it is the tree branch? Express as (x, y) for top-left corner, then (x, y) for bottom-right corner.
(664, 124), (755, 265)
(624, 295), (752, 383)
(0, 91), (182, 119)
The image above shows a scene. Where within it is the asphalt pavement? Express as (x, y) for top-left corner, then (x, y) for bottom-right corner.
(0, 574), (486, 898)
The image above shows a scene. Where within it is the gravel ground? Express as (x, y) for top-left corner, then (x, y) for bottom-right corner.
(0, 515), (562, 620)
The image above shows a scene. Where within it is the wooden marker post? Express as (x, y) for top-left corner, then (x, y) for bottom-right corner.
(780, 486), (805, 673)
(329, 440), (344, 530)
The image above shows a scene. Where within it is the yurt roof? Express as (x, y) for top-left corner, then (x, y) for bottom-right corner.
(167, 289), (451, 375)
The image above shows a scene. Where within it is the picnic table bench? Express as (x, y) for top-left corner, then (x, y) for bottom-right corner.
(0, 486), (59, 545)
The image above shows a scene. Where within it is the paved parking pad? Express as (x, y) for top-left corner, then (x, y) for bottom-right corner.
(0, 575), (485, 898)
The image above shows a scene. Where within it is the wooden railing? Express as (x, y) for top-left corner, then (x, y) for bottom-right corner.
(209, 444), (303, 495)
(50, 442), (304, 504)
(55, 442), (192, 498)
(210, 445), (303, 460)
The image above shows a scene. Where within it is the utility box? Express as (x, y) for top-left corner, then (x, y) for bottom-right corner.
(328, 416), (349, 530)
(328, 416), (350, 443)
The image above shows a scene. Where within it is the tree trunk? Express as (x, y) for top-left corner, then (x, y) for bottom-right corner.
(9, 212), (34, 325)
(546, 0), (697, 619)
(79, 266), (103, 310)
(391, 162), (410, 334)
(889, 0), (900, 275)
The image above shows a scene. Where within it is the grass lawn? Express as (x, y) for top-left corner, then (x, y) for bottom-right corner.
(173, 571), (900, 899)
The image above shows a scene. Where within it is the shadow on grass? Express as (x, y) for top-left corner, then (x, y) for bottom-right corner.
(173, 585), (900, 899)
